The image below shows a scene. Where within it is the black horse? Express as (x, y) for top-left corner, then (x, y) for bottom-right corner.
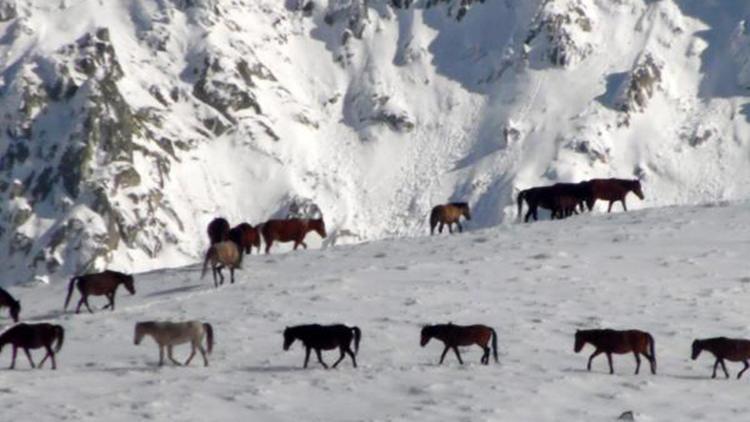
(283, 324), (361, 369)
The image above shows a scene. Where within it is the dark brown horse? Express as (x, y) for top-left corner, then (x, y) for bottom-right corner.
(0, 287), (20, 322)
(420, 323), (498, 365)
(207, 217), (230, 245)
(201, 241), (242, 287)
(64, 270), (136, 314)
(691, 337), (750, 379)
(588, 178), (644, 212)
(0, 323), (64, 369)
(517, 182), (592, 222)
(574, 329), (656, 375)
(261, 218), (327, 254)
(517, 185), (560, 222)
(553, 181), (593, 216)
(283, 324), (361, 369)
(228, 223), (261, 255)
(429, 203), (471, 235)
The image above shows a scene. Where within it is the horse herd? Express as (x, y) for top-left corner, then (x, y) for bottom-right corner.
(0, 178), (744, 381)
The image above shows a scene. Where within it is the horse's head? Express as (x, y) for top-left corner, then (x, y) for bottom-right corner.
(313, 219), (327, 239)
(283, 327), (295, 351)
(9, 300), (19, 323)
(631, 180), (645, 200)
(420, 326), (433, 347)
(691, 339), (702, 360)
(123, 274), (136, 295)
(574, 330), (586, 353)
(461, 204), (472, 221)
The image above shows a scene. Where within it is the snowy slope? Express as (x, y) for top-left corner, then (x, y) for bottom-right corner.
(1, 201), (749, 421)
(2, 0), (750, 281)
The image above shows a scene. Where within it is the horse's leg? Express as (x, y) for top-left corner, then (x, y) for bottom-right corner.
(587, 349), (602, 371)
(448, 223), (453, 234)
(167, 345), (181, 366)
(738, 361), (750, 379)
(84, 297), (94, 314)
(185, 343), (197, 366)
(607, 201), (614, 213)
(10, 346), (17, 369)
(199, 345), (209, 367)
(304, 347), (311, 368)
(265, 240), (272, 254)
(482, 346), (490, 365)
(301, 241), (307, 249)
(452, 346), (464, 365)
(606, 353), (614, 374)
(230, 267), (235, 284)
(332, 347), (346, 368)
(712, 358), (720, 378)
(642, 351), (656, 375)
(346, 347), (357, 368)
(524, 208), (532, 223)
(159, 346), (165, 366)
(293, 241), (300, 250)
(438, 222), (444, 233)
(439, 345), (450, 364)
(76, 297), (84, 314)
(720, 359), (729, 379)
(315, 349), (328, 369)
(621, 199), (627, 211)
(633, 352), (641, 375)
(457, 221), (463, 233)
(23, 348), (35, 368)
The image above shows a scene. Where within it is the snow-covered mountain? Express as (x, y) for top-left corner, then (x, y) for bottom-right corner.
(2, 0), (750, 283)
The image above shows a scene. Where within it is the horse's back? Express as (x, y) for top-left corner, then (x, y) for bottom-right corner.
(262, 219), (306, 241)
(141, 320), (206, 345)
(707, 337), (750, 361)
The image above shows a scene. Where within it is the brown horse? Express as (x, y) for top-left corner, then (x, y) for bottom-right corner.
(64, 270), (136, 314)
(0, 287), (20, 322)
(0, 323), (64, 369)
(691, 337), (750, 379)
(517, 185), (561, 222)
(261, 218), (327, 254)
(228, 223), (262, 255)
(588, 178), (644, 212)
(420, 323), (498, 365)
(283, 324), (361, 369)
(574, 329), (656, 375)
(135, 321), (214, 367)
(553, 182), (593, 216)
(201, 241), (242, 287)
(429, 203), (471, 235)
(207, 217), (230, 245)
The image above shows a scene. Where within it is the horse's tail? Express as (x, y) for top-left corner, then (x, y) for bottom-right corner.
(204, 322), (214, 354)
(201, 247), (214, 279)
(63, 277), (78, 310)
(647, 332), (656, 373)
(54, 325), (65, 353)
(516, 190), (526, 220)
(429, 207), (439, 235)
(490, 327), (499, 363)
(351, 326), (361, 354)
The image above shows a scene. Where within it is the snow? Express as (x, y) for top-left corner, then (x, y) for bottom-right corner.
(1, 201), (749, 420)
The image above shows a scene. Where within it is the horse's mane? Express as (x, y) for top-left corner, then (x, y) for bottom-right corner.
(449, 202), (469, 208)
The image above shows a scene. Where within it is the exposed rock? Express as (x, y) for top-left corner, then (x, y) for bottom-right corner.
(525, 0), (595, 68)
(287, 197), (324, 219)
(615, 53), (663, 113)
(0, 0), (16, 22)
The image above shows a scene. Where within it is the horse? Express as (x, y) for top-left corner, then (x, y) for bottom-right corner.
(201, 241), (242, 287)
(429, 202), (471, 235)
(134, 321), (214, 367)
(64, 270), (136, 314)
(574, 329), (656, 375)
(207, 217), (230, 245)
(0, 323), (64, 369)
(0, 287), (20, 322)
(553, 181), (593, 216)
(588, 178), (644, 212)
(691, 337), (750, 379)
(517, 185), (561, 222)
(283, 324), (361, 369)
(420, 323), (498, 365)
(261, 218), (327, 254)
(228, 222), (262, 255)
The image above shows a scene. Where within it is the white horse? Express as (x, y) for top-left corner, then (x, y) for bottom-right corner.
(134, 321), (214, 367)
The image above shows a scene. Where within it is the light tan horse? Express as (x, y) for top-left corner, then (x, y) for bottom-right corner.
(429, 202), (471, 235)
(201, 241), (242, 287)
(134, 321), (214, 367)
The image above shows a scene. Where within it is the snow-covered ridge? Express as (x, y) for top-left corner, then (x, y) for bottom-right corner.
(1, 0), (750, 283)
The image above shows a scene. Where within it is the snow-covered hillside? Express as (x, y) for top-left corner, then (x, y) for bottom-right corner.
(2, 0), (750, 281)
(2, 201), (750, 421)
